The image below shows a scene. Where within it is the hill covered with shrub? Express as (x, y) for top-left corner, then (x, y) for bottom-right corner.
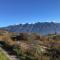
(0, 30), (60, 60)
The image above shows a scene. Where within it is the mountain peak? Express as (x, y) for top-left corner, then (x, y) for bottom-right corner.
(1, 22), (60, 35)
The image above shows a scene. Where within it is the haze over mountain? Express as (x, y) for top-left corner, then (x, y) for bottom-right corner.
(1, 22), (60, 35)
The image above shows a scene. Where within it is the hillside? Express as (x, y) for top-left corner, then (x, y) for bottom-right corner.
(0, 30), (60, 60)
(1, 22), (60, 35)
(0, 48), (10, 60)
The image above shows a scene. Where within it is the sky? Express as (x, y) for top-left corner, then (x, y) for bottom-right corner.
(0, 0), (60, 27)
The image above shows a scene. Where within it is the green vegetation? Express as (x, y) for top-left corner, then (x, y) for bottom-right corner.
(0, 50), (10, 60)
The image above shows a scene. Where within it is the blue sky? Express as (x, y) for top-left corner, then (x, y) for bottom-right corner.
(0, 0), (60, 27)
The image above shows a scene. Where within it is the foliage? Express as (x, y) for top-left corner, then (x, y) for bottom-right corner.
(0, 50), (10, 60)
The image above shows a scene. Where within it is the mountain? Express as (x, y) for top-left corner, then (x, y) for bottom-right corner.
(1, 22), (60, 35)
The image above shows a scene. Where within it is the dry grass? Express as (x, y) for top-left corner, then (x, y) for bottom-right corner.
(0, 30), (60, 60)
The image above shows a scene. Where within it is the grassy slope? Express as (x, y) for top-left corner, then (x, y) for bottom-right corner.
(0, 50), (10, 60)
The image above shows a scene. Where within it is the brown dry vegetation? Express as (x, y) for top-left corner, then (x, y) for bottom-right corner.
(0, 30), (60, 60)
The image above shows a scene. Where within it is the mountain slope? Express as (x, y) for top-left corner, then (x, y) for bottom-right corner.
(1, 22), (60, 35)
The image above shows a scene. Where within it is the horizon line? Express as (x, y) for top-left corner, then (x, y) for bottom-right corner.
(0, 21), (60, 27)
